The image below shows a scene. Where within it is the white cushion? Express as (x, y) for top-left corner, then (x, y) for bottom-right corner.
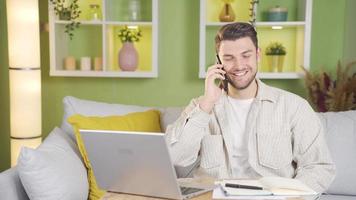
(17, 127), (88, 200)
(60, 96), (152, 140)
(0, 167), (29, 200)
(320, 194), (356, 200)
(60, 96), (183, 140)
(318, 111), (356, 195)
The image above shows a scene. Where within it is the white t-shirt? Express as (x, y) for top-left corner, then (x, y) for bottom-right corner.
(227, 96), (258, 178)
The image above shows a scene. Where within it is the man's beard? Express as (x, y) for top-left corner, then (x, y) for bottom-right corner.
(225, 70), (257, 90)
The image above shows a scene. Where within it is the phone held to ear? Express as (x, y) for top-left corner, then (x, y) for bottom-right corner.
(216, 54), (228, 91)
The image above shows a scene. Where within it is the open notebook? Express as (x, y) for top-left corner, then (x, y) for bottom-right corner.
(219, 177), (317, 196)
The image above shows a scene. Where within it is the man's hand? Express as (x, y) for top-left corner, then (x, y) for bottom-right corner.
(199, 64), (226, 113)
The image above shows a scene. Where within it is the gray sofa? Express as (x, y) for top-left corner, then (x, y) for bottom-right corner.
(0, 96), (355, 200)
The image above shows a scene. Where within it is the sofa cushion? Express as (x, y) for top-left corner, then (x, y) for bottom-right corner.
(320, 194), (356, 200)
(0, 167), (29, 200)
(61, 96), (153, 140)
(318, 111), (356, 195)
(17, 127), (88, 200)
(67, 110), (162, 200)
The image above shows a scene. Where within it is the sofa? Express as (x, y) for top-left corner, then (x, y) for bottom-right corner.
(0, 96), (355, 200)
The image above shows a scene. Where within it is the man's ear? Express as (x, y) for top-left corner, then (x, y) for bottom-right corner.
(257, 47), (261, 62)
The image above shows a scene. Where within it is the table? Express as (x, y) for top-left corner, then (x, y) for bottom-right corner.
(99, 177), (304, 200)
(100, 177), (214, 200)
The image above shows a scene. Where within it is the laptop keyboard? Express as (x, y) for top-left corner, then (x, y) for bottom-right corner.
(180, 187), (204, 195)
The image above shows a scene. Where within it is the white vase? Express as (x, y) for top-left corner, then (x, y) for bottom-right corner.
(118, 42), (138, 71)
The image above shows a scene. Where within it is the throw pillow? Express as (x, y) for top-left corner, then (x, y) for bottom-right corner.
(61, 96), (153, 141)
(318, 111), (356, 195)
(17, 127), (88, 200)
(68, 109), (161, 200)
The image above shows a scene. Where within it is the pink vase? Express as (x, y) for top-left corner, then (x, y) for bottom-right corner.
(118, 42), (138, 71)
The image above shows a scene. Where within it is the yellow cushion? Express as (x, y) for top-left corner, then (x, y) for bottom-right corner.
(68, 109), (161, 200)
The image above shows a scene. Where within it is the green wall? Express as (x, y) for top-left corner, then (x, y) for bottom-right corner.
(343, 0), (356, 64)
(0, 0), (10, 172)
(0, 0), (350, 171)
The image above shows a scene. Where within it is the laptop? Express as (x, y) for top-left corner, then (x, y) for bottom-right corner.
(80, 129), (212, 199)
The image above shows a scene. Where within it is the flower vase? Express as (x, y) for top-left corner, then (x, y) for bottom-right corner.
(219, 3), (236, 22)
(118, 42), (138, 71)
(267, 55), (285, 72)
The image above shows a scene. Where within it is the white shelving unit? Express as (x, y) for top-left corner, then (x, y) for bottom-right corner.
(48, 0), (158, 78)
(199, 0), (313, 79)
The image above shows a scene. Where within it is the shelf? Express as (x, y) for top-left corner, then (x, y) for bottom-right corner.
(206, 21), (306, 27)
(50, 70), (157, 78)
(256, 21), (306, 27)
(55, 20), (103, 25)
(105, 21), (152, 26)
(198, 71), (304, 79)
(199, 0), (312, 80)
(257, 72), (304, 79)
(49, 0), (158, 78)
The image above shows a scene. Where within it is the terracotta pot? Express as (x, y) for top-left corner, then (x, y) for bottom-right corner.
(118, 42), (138, 71)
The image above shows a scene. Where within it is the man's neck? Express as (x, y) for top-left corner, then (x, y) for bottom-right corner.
(228, 79), (258, 99)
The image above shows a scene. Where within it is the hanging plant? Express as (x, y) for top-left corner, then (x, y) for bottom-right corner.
(49, 0), (81, 40)
(249, 0), (259, 26)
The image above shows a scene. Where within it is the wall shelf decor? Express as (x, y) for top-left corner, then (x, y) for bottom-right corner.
(49, 0), (158, 78)
(199, 0), (312, 79)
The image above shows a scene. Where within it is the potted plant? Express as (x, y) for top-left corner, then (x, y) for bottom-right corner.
(265, 42), (287, 72)
(49, 0), (81, 40)
(303, 61), (356, 112)
(117, 26), (143, 71)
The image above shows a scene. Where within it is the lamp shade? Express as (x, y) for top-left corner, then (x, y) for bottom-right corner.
(7, 0), (41, 166)
(9, 70), (41, 138)
(6, 0), (40, 68)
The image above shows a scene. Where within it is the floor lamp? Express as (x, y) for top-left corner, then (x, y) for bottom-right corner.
(6, 0), (42, 166)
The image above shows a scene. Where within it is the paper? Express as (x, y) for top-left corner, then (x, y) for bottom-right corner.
(212, 186), (286, 200)
(220, 177), (317, 196)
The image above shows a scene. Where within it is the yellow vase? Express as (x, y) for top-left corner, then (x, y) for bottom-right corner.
(219, 3), (236, 22)
(267, 55), (285, 72)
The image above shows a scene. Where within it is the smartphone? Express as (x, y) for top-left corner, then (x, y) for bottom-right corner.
(216, 54), (228, 91)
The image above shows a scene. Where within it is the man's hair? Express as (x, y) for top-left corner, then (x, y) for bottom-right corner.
(215, 22), (258, 52)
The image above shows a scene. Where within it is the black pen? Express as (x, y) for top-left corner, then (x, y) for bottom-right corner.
(225, 183), (263, 190)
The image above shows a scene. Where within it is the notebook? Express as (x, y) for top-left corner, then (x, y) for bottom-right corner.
(219, 177), (317, 196)
(80, 129), (212, 200)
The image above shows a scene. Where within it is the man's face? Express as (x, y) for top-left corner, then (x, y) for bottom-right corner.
(218, 37), (259, 90)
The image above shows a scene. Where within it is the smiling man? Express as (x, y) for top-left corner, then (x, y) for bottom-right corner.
(166, 22), (335, 193)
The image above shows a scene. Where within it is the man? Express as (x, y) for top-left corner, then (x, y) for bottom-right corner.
(165, 22), (335, 193)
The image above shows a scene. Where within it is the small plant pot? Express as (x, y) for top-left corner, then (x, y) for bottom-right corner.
(267, 55), (285, 72)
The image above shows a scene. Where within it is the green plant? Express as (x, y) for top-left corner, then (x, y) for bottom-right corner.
(249, 0), (259, 25)
(117, 26), (143, 43)
(303, 61), (356, 112)
(49, 0), (81, 40)
(265, 42), (287, 55)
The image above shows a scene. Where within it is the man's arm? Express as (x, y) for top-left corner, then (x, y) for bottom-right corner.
(165, 97), (211, 167)
(166, 64), (225, 167)
(292, 99), (336, 193)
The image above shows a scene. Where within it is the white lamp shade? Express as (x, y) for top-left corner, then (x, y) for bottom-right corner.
(11, 138), (41, 166)
(10, 70), (41, 138)
(6, 0), (40, 68)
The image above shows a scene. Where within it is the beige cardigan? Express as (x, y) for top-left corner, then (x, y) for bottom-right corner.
(166, 80), (335, 193)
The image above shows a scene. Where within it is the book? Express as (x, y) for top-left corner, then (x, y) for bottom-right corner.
(218, 177), (317, 197)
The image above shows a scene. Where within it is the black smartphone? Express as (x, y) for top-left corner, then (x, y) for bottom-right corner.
(216, 54), (228, 91)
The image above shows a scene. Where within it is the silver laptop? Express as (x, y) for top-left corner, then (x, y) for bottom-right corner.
(80, 130), (212, 199)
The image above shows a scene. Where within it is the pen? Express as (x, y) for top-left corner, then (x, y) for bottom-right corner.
(225, 183), (263, 190)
